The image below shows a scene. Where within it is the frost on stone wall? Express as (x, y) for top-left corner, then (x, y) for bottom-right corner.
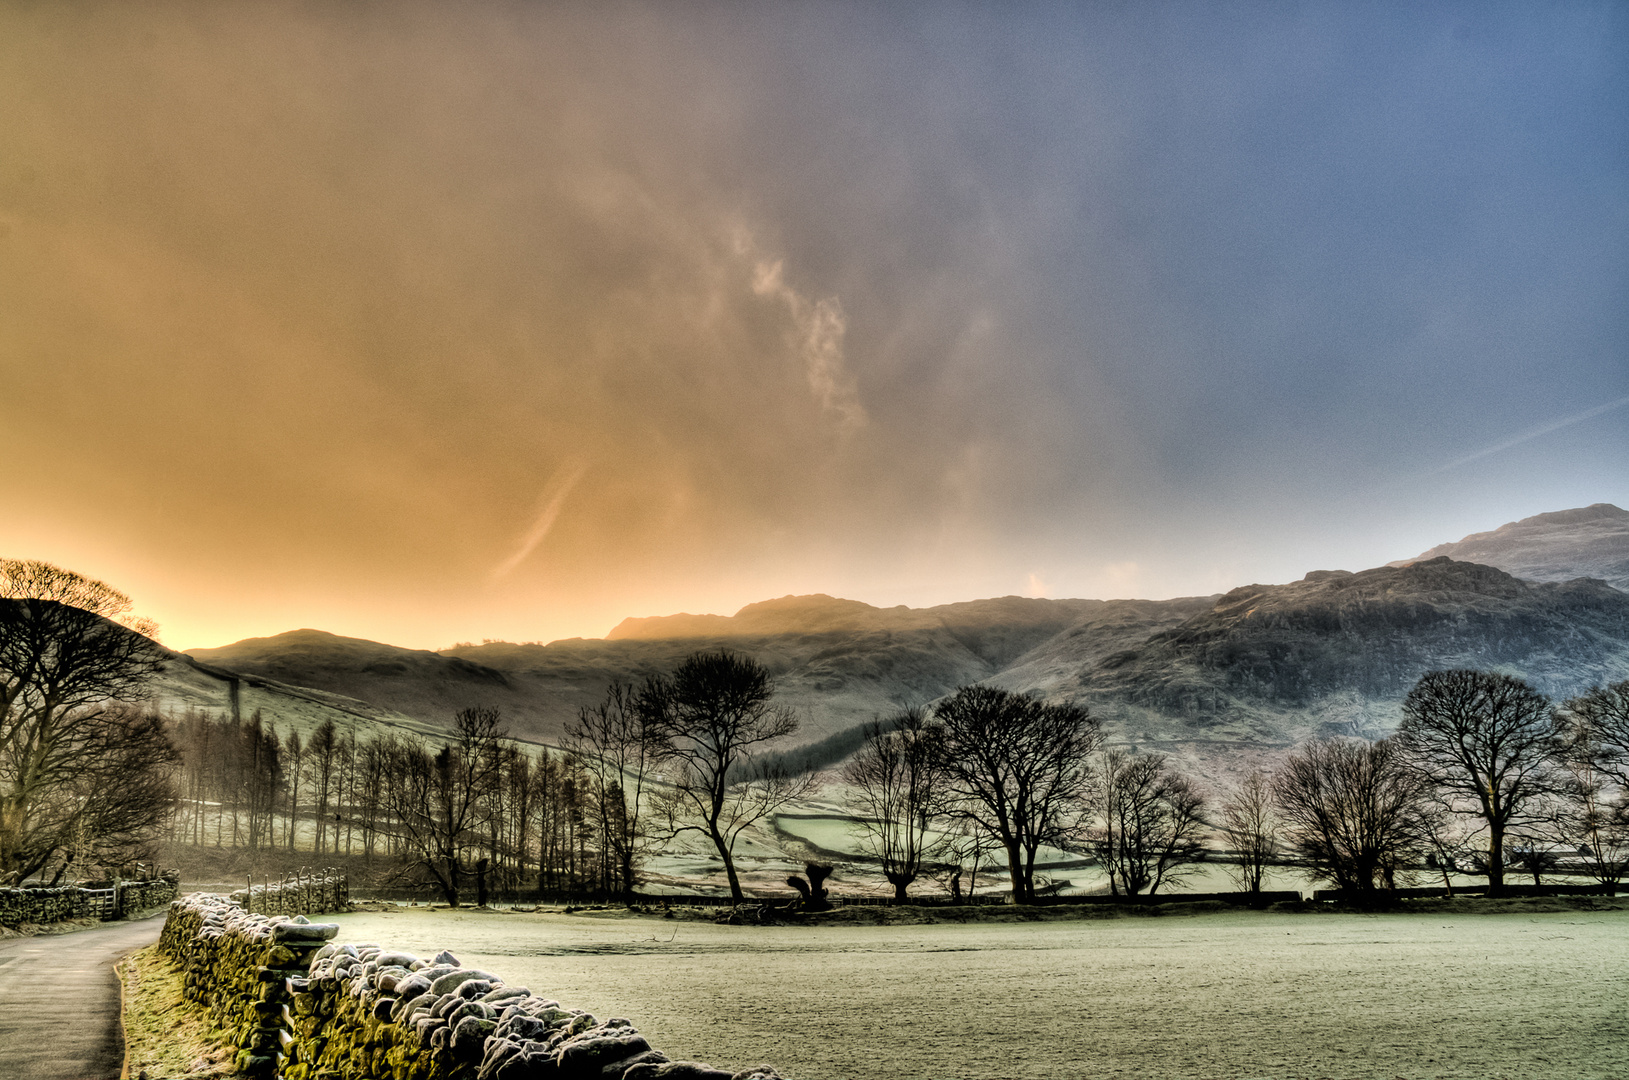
(161, 892), (788, 1080)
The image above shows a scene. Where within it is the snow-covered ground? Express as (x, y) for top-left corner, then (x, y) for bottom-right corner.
(319, 903), (1628, 1079)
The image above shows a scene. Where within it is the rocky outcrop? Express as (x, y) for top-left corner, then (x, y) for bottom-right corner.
(1391, 503), (1629, 590)
(160, 892), (787, 1080)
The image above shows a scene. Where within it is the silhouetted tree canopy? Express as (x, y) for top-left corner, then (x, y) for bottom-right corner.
(1092, 750), (1208, 896)
(933, 685), (1099, 904)
(1273, 738), (1430, 895)
(566, 680), (661, 900)
(1216, 769), (1278, 895)
(1560, 680), (1629, 790)
(0, 559), (172, 880)
(1397, 669), (1561, 893)
(844, 708), (948, 901)
(641, 650), (815, 902)
(386, 705), (506, 906)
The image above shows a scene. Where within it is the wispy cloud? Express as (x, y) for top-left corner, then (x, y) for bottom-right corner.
(750, 257), (867, 429)
(1432, 394), (1629, 474)
(491, 460), (590, 580)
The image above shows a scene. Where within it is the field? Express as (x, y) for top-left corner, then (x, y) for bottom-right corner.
(319, 902), (1629, 1080)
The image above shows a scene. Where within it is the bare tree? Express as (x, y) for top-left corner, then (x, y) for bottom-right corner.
(1397, 670), (1562, 894)
(1555, 759), (1629, 888)
(282, 729), (305, 849)
(933, 686), (1099, 904)
(566, 680), (661, 900)
(929, 816), (998, 902)
(38, 706), (178, 883)
(843, 708), (948, 901)
(1092, 751), (1208, 896)
(1273, 738), (1431, 896)
(1558, 680), (1629, 790)
(308, 718), (340, 855)
(641, 651), (817, 902)
(0, 559), (169, 879)
(386, 706), (505, 906)
(1215, 769), (1278, 896)
(1417, 801), (1478, 896)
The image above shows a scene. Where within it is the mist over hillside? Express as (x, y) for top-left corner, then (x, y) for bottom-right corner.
(157, 505), (1629, 783)
(185, 594), (1211, 748)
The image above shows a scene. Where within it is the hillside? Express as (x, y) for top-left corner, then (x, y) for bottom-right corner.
(157, 504), (1629, 785)
(1389, 503), (1629, 590)
(146, 648), (448, 744)
(181, 595), (1210, 747)
(1073, 558), (1629, 748)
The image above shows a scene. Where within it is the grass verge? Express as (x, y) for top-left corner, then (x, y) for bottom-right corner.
(117, 943), (241, 1080)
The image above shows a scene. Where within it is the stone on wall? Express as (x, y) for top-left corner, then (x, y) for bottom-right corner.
(159, 892), (789, 1080)
(0, 872), (179, 927)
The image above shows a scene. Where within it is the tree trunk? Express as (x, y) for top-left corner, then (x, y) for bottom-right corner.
(1004, 839), (1027, 903)
(1487, 830), (1505, 895)
(722, 857), (743, 902)
(709, 825), (744, 902)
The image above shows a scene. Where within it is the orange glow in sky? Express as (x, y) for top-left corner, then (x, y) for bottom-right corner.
(3, 4), (1624, 652)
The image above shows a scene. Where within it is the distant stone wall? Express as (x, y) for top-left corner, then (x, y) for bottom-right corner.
(0, 872), (179, 926)
(120, 873), (183, 913)
(160, 892), (787, 1080)
(230, 869), (348, 917)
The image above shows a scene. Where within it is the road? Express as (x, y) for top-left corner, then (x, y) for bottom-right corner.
(0, 914), (165, 1080)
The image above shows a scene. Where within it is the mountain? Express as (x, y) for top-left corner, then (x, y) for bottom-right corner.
(1075, 557), (1629, 727)
(175, 595), (1212, 747)
(583, 593), (1215, 740)
(1389, 503), (1629, 590)
(154, 505), (1629, 786)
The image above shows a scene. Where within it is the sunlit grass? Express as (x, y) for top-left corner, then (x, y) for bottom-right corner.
(117, 944), (240, 1079)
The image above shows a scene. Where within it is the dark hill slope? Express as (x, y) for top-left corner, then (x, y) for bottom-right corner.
(186, 628), (530, 732)
(1080, 558), (1629, 727)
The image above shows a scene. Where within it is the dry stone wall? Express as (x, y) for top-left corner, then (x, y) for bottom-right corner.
(160, 893), (788, 1080)
(115, 874), (183, 912)
(231, 869), (349, 917)
(0, 873), (179, 926)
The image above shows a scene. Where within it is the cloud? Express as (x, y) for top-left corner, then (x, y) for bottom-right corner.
(750, 257), (867, 429)
(491, 460), (590, 581)
(1, 2), (1620, 649)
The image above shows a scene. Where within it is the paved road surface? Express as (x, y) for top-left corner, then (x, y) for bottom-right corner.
(0, 915), (165, 1080)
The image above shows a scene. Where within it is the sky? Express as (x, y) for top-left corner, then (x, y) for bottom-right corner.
(1, 1), (1625, 652)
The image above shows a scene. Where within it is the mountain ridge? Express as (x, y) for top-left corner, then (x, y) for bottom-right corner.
(1389, 502), (1629, 590)
(150, 504), (1629, 784)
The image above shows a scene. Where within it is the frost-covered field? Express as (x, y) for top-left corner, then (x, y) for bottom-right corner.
(323, 905), (1627, 1080)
